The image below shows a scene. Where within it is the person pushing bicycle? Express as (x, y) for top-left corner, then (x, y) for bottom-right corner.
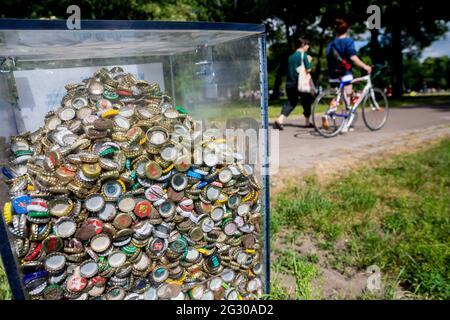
(325, 18), (372, 132)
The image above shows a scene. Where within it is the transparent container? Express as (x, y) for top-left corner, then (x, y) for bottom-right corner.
(0, 19), (269, 300)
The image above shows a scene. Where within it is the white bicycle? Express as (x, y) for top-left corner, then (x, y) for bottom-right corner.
(312, 66), (389, 138)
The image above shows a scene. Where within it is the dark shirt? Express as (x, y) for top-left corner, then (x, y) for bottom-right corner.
(286, 51), (312, 88)
(326, 37), (357, 78)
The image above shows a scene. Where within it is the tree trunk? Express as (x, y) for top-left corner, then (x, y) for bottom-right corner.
(369, 29), (381, 65)
(269, 63), (285, 101)
(313, 27), (327, 84)
(269, 18), (292, 101)
(391, 19), (403, 97)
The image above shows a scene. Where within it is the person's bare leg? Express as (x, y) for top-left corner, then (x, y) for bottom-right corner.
(344, 84), (353, 104)
(342, 84), (354, 133)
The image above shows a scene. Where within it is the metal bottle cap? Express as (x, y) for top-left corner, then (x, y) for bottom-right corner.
(82, 163), (102, 179)
(134, 200), (154, 219)
(159, 201), (176, 219)
(206, 186), (221, 201)
(97, 202), (117, 222)
(190, 285), (205, 300)
(223, 221), (238, 236)
(144, 161), (162, 180)
(171, 173), (188, 191)
(201, 290), (215, 300)
(79, 260), (99, 278)
(227, 194), (241, 209)
(209, 277), (223, 291)
(108, 251), (127, 268)
(54, 218), (77, 238)
(67, 274), (88, 293)
(189, 226), (204, 242)
(200, 217), (215, 233)
(114, 116), (131, 130)
(152, 266), (169, 283)
(90, 233), (112, 253)
(221, 268), (235, 283)
(43, 253), (66, 273)
(211, 206), (225, 222)
(237, 203), (250, 216)
(42, 284), (64, 300)
(160, 144), (178, 161)
(117, 196), (136, 213)
(218, 168), (232, 183)
(146, 128), (169, 146)
(59, 107), (76, 121)
(143, 287), (158, 300)
(84, 194), (105, 212)
(102, 180), (123, 199)
(42, 235), (63, 253)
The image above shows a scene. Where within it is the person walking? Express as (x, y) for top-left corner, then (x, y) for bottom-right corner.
(274, 38), (314, 130)
(324, 18), (372, 132)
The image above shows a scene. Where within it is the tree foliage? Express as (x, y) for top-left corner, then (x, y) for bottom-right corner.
(1, 0), (450, 97)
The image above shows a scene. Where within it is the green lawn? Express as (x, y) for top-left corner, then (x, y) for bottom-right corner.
(171, 93), (449, 123)
(270, 139), (450, 299)
(0, 262), (11, 300)
(1, 140), (449, 300)
(267, 93), (450, 119)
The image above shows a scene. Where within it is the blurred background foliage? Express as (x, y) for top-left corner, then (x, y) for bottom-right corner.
(1, 0), (450, 97)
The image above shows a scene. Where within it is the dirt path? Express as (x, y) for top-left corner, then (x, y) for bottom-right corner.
(270, 104), (450, 194)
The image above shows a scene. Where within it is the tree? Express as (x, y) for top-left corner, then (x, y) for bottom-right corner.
(0, 0), (220, 21)
(2, 0), (450, 98)
(379, 0), (450, 97)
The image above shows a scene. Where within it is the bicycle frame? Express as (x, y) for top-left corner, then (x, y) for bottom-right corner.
(332, 75), (378, 127)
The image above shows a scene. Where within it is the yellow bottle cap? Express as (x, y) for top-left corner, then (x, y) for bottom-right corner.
(197, 248), (210, 255)
(162, 163), (175, 173)
(81, 163), (102, 178)
(116, 179), (126, 192)
(101, 109), (119, 118)
(3, 202), (12, 224)
(139, 136), (147, 145)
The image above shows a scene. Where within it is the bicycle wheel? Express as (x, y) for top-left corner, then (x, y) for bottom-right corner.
(312, 88), (349, 137)
(362, 87), (389, 131)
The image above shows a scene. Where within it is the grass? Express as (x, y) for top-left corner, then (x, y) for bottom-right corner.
(270, 247), (322, 300)
(174, 92), (449, 123)
(1, 140), (449, 300)
(270, 139), (450, 299)
(267, 93), (450, 119)
(0, 262), (12, 300)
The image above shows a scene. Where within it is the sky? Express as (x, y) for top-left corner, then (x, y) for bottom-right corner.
(421, 25), (450, 61)
(354, 22), (450, 62)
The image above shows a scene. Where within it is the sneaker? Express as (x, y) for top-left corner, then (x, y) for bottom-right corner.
(273, 121), (284, 130)
(321, 116), (329, 130)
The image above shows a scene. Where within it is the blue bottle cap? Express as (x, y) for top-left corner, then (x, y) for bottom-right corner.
(186, 169), (202, 180)
(2, 167), (13, 180)
(23, 270), (49, 285)
(12, 195), (31, 214)
(196, 181), (208, 189)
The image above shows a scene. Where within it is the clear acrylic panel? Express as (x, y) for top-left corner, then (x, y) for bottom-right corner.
(0, 20), (269, 300)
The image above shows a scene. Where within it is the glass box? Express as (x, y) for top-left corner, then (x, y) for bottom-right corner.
(0, 19), (269, 300)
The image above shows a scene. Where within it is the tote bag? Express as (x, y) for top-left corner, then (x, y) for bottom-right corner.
(296, 52), (316, 94)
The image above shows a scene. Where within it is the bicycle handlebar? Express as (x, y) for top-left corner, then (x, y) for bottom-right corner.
(369, 64), (388, 79)
(351, 75), (371, 84)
